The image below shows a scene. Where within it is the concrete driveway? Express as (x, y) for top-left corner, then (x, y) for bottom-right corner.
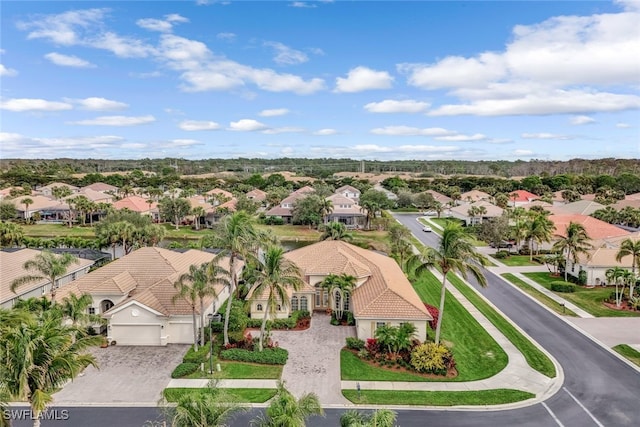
(53, 344), (189, 405)
(271, 312), (355, 405)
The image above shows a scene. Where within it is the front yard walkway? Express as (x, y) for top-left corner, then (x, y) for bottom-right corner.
(272, 312), (356, 405)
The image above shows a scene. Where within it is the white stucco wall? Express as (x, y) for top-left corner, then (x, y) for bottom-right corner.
(356, 318), (428, 342)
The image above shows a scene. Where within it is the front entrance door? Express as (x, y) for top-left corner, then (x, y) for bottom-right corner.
(314, 284), (329, 310)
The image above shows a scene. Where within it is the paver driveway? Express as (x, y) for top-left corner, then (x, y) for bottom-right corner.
(271, 312), (355, 405)
(53, 344), (189, 404)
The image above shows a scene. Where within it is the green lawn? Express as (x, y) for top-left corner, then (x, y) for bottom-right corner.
(342, 389), (535, 406)
(22, 223), (96, 238)
(418, 218), (442, 236)
(523, 273), (640, 318)
(492, 255), (540, 267)
(163, 387), (276, 403)
(447, 274), (556, 378)
(613, 344), (640, 367)
(186, 359), (282, 379)
(501, 273), (577, 317)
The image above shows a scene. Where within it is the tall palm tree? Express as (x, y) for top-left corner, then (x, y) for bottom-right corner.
(605, 267), (626, 307)
(552, 221), (592, 282)
(249, 246), (304, 351)
(319, 221), (353, 241)
(163, 386), (243, 427)
(340, 409), (397, 427)
(526, 213), (554, 261)
(616, 238), (640, 299)
(59, 293), (102, 327)
(21, 197), (33, 221)
(417, 222), (488, 344)
(10, 251), (79, 305)
(191, 206), (206, 231)
(319, 273), (356, 321)
(251, 381), (324, 427)
(319, 198), (333, 226)
(0, 312), (101, 427)
(207, 211), (259, 346)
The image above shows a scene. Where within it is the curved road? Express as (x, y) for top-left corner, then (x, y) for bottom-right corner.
(13, 214), (639, 426)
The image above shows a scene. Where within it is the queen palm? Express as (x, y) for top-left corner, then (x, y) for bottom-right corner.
(552, 222), (592, 282)
(605, 267), (627, 307)
(526, 213), (554, 261)
(417, 222), (488, 344)
(0, 312), (101, 427)
(249, 246), (304, 351)
(207, 211), (259, 345)
(319, 273), (356, 321)
(10, 250), (79, 305)
(319, 221), (353, 241)
(340, 409), (397, 427)
(191, 206), (206, 231)
(59, 293), (102, 327)
(616, 238), (640, 299)
(251, 381), (323, 427)
(0, 221), (24, 247)
(164, 386), (243, 427)
(21, 197), (33, 221)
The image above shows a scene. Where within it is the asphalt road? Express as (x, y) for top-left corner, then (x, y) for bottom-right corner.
(10, 214), (640, 426)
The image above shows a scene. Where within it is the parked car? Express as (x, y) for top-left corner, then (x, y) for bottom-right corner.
(422, 225), (433, 232)
(490, 240), (513, 248)
(422, 211), (437, 216)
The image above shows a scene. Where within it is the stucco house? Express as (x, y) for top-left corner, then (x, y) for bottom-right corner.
(334, 185), (361, 201)
(459, 190), (491, 204)
(112, 195), (159, 221)
(248, 241), (431, 341)
(265, 187), (315, 224)
(1, 249), (94, 309)
(37, 182), (80, 197)
(326, 194), (365, 228)
(9, 195), (68, 221)
(449, 200), (504, 226)
(509, 190), (539, 207)
(246, 189), (268, 203)
(56, 247), (238, 346)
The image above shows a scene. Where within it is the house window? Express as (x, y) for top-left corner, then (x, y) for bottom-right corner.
(291, 296), (299, 311)
(257, 304), (263, 311)
(300, 296), (308, 311)
(375, 322), (386, 331)
(344, 292), (350, 311)
(334, 291), (341, 310)
(88, 307), (96, 315)
(277, 304), (282, 311)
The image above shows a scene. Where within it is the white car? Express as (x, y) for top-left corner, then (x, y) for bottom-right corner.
(422, 225), (433, 232)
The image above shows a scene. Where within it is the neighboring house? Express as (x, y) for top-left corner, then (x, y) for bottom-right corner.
(248, 241), (431, 341)
(246, 189), (268, 203)
(56, 247), (238, 346)
(206, 189), (234, 206)
(611, 199), (640, 210)
(424, 190), (452, 206)
(334, 185), (361, 202)
(548, 200), (605, 216)
(326, 194), (365, 228)
(519, 200), (553, 211)
(112, 195), (159, 220)
(67, 188), (114, 204)
(205, 198), (238, 226)
(265, 188), (315, 224)
(38, 182), (80, 197)
(509, 190), (539, 207)
(459, 190), (491, 204)
(0, 249), (94, 309)
(449, 200), (504, 226)
(10, 195), (69, 221)
(549, 214), (629, 241)
(83, 182), (119, 194)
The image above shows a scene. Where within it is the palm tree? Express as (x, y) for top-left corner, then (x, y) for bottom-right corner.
(340, 409), (397, 427)
(319, 273), (356, 321)
(0, 221), (24, 247)
(418, 222), (488, 344)
(0, 312), (101, 427)
(552, 222), (592, 282)
(319, 198), (333, 226)
(59, 293), (102, 327)
(319, 221), (353, 241)
(192, 206), (206, 231)
(10, 250), (79, 305)
(616, 238), (640, 299)
(163, 385), (243, 427)
(526, 213), (554, 261)
(605, 267), (627, 307)
(13, 297), (54, 315)
(251, 381), (324, 427)
(21, 197), (34, 221)
(249, 246), (304, 351)
(207, 211), (259, 346)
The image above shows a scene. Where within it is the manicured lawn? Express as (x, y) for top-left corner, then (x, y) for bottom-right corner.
(523, 273), (640, 318)
(342, 389), (535, 406)
(501, 273), (577, 317)
(22, 223), (96, 238)
(418, 218), (442, 236)
(447, 274), (556, 378)
(492, 255), (540, 267)
(613, 344), (640, 367)
(163, 387), (276, 403)
(341, 350), (441, 382)
(186, 359), (282, 379)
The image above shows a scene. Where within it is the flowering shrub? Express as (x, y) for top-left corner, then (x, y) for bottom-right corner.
(424, 304), (439, 330)
(365, 338), (381, 359)
(410, 342), (454, 375)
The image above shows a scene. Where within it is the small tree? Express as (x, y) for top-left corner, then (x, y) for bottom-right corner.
(319, 274), (356, 321)
(10, 251), (79, 304)
(250, 381), (324, 427)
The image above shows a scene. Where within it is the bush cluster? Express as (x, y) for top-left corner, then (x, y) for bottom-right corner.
(346, 337), (365, 351)
(210, 321), (224, 333)
(171, 362), (199, 378)
(424, 304), (439, 330)
(263, 216), (285, 225)
(410, 343), (455, 375)
(550, 282), (576, 293)
(494, 250), (510, 259)
(247, 310), (311, 330)
(220, 347), (289, 365)
(183, 344), (210, 364)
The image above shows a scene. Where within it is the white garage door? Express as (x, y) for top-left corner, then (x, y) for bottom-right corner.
(111, 325), (162, 346)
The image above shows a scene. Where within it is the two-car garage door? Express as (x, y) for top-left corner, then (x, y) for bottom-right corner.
(110, 325), (162, 346)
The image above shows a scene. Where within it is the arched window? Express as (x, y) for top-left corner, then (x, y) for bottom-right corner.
(300, 296), (308, 311)
(256, 304), (263, 311)
(344, 291), (350, 311)
(291, 296), (299, 311)
(334, 290), (342, 310)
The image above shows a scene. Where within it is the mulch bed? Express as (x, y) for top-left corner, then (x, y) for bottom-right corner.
(603, 302), (639, 312)
(345, 348), (458, 379)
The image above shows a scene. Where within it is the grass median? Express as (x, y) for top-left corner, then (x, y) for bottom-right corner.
(501, 273), (577, 317)
(342, 389), (535, 406)
(613, 344), (640, 367)
(163, 387), (276, 403)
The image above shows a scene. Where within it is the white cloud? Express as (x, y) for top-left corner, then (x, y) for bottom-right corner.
(364, 99), (430, 113)
(265, 41), (308, 65)
(17, 8), (107, 45)
(513, 149), (534, 156)
(570, 115), (596, 125)
(44, 52), (95, 68)
(369, 126), (454, 136)
(165, 14), (189, 23)
(313, 128), (337, 135)
(281, 147), (295, 155)
(352, 144), (460, 153)
(91, 32), (156, 58)
(228, 119), (268, 131)
(616, 122), (631, 128)
(179, 120), (221, 131)
(65, 97), (128, 111)
(217, 32), (236, 41)
(262, 127), (304, 134)
(170, 138), (202, 147)
(0, 64), (18, 76)
(435, 133), (486, 142)
(521, 133), (574, 140)
(290, 2), (317, 8)
(0, 98), (72, 112)
(259, 108), (289, 117)
(129, 71), (162, 78)
(69, 115), (156, 126)
(136, 14), (189, 33)
(335, 66), (394, 93)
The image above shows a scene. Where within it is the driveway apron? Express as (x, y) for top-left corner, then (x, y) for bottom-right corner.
(271, 313), (355, 405)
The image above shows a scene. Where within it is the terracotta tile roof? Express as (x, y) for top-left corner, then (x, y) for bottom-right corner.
(625, 192), (640, 201)
(66, 188), (113, 203)
(550, 200), (605, 216)
(187, 195), (214, 210)
(335, 185), (360, 195)
(549, 214), (630, 240)
(83, 182), (119, 193)
(215, 199), (237, 212)
(285, 241), (430, 321)
(450, 200), (503, 218)
(206, 188), (233, 198)
(425, 190), (452, 204)
(112, 195), (157, 213)
(578, 247), (634, 268)
(611, 199), (640, 210)
(460, 190), (491, 203)
(9, 195), (66, 212)
(510, 190), (539, 202)
(265, 206), (293, 217)
(246, 189), (267, 201)
(293, 186), (315, 195)
(39, 182), (79, 191)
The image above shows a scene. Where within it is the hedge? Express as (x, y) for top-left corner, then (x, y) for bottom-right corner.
(183, 344), (211, 364)
(171, 362), (199, 378)
(220, 347), (289, 365)
(550, 282), (576, 293)
(247, 310), (311, 330)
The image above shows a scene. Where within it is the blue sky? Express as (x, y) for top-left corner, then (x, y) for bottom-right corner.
(1, 1), (638, 161)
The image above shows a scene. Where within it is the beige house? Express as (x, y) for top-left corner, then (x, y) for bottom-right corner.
(38, 182), (80, 197)
(56, 247), (238, 346)
(449, 200), (504, 226)
(1, 249), (94, 308)
(112, 195), (159, 220)
(459, 190), (491, 204)
(246, 189), (268, 203)
(248, 241), (431, 340)
(326, 194), (365, 228)
(335, 185), (361, 201)
(83, 182), (119, 194)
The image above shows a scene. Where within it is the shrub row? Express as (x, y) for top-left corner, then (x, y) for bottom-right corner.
(219, 347), (289, 365)
(550, 282), (576, 293)
(346, 337), (365, 351)
(171, 362), (199, 378)
(183, 344), (210, 364)
(246, 310), (311, 330)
